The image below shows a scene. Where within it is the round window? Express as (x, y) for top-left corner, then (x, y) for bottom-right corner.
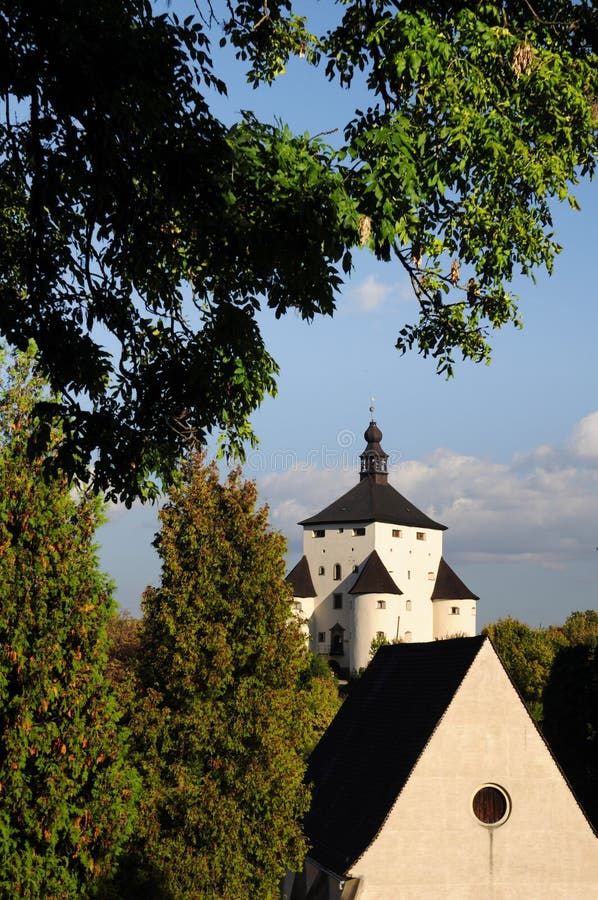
(471, 784), (511, 826)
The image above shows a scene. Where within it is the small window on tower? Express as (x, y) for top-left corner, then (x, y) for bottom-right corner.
(428, 571), (435, 580)
(294, 602), (302, 613)
(333, 593), (343, 609)
(451, 606), (460, 615)
(404, 630), (412, 642)
(312, 529), (325, 538)
(352, 565), (359, 573)
(317, 632), (325, 643)
(333, 563), (342, 581)
(392, 529), (402, 538)
(416, 532), (426, 541)
(406, 599), (412, 611)
(376, 631), (386, 640)
(352, 527), (366, 536)
(318, 566), (325, 576)
(376, 600), (386, 609)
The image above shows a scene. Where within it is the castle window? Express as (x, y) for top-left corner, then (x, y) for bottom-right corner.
(376, 631), (386, 640)
(352, 565), (359, 573)
(406, 599), (412, 611)
(317, 632), (325, 643)
(352, 527), (366, 536)
(294, 602), (302, 613)
(337, 528), (344, 533)
(416, 532), (426, 541)
(312, 529), (325, 538)
(428, 571), (435, 580)
(407, 570), (411, 580)
(333, 563), (342, 581)
(376, 600), (386, 609)
(451, 606), (460, 615)
(392, 529), (402, 538)
(318, 566), (325, 576)
(333, 593), (343, 609)
(404, 630), (412, 642)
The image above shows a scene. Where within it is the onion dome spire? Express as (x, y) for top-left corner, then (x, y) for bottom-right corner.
(360, 401), (388, 483)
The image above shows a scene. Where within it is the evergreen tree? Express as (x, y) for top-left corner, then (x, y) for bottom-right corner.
(295, 654), (342, 760)
(137, 453), (311, 899)
(0, 350), (139, 897)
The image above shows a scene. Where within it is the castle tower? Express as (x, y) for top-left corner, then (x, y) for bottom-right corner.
(287, 416), (478, 674)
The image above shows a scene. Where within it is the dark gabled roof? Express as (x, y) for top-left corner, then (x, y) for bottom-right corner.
(286, 555), (316, 597)
(349, 550), (402, 595)
(431, 557), (479, 601)
(304, 636), (485, 876)
(299, 477), (446, 530)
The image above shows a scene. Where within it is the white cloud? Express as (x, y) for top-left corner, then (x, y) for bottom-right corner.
(347, 274), (395, 312)
(568, 411), (598, 460)
(256, 414), (598, 572)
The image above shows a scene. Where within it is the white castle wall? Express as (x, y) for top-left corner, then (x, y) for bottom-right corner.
(302, 521), (451, 670)
(373, 522), (443, 643)
(434, 597), (477, 639)
(351, 592), (402, 672)
(292, 595), (315, 642)
(303, 522), (375, 664)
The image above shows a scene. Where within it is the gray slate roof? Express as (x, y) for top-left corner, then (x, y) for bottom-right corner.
(304, 636), (485, 875)
(431, 557), (479, 601)
(299, 477), (446, 530)
(286, 555), (316, 597)
(349, 550), (402, 595)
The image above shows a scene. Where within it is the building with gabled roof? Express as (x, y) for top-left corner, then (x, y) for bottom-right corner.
(286, 416), (478, 673)
(283, 637), (598, 898)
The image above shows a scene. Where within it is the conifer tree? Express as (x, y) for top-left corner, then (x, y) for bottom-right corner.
(0, 349), (139, 897)
(137, 453), (311, 899)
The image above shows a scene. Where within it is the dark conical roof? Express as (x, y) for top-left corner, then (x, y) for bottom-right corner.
(349, 550), (402, 595)
(431, 557), (479, 601)
(299, 476), (446, 531)
(364, 420), (383, 444)
(286, 555), (316, 597)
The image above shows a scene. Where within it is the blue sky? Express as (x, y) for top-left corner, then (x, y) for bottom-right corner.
(98, 5), (598, 629)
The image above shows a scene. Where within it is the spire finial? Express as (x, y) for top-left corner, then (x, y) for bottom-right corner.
(360, 406), (388, 483)
(369, 395), (375, 419)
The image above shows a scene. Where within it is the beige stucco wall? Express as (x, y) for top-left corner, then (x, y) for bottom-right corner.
(350, 640), (598, 898)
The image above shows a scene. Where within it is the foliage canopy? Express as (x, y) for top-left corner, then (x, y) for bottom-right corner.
(0, 350), (138, 896)
(1, 1), (596, 500)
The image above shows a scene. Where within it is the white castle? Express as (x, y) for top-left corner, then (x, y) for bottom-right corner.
(287, 416), (478, 674)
